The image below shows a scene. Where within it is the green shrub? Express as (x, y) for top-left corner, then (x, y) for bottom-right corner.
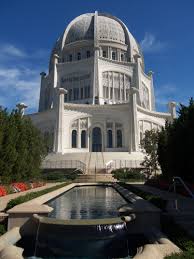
(119, 183), (167, 210)
(0, 224), (6, 235)
(42, 170), (80, 181)
(112, 168), (145, 182)
(162, 218), (194, 258)
(165, 251), (194, 259)
(6, 183), (68, 210)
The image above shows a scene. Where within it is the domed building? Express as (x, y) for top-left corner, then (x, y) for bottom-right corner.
(29, 12), (176, 172)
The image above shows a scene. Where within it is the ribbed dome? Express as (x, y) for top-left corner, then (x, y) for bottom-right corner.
(97, 16), (125, 43)
(65, 14), (94, 44)
(64, 13), (126, 45)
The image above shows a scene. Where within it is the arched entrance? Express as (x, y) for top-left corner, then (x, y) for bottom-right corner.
(92, 127), (102, 152)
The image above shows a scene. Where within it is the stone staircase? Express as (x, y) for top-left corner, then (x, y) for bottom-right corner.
(75, 173), (116, 183)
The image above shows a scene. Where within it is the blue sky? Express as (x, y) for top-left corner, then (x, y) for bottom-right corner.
(0, 0), (194, 113)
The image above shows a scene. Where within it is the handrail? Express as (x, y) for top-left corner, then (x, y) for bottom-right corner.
(172, 176), (194, 199)
(41, 160), (86, 173)
(106, 160), (144, 170)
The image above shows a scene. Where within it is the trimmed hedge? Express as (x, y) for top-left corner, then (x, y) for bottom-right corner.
(119, 183), (167, 210)
(6, 182), (69, 211)
(41, 170), (81, 181)
(112, 168), (146, 182)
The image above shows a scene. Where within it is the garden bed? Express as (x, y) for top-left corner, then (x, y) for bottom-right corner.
(119, 183), (167, 211)
(5, 182), (69, 210)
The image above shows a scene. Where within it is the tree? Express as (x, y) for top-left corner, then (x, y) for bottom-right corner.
(157, 98), (194, 181)
(140, 129), (160, 177)
(0, 108), (46, 183)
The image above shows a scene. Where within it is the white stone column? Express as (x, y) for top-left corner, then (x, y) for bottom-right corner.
(108, 72), (111, 101)
(87, 117), (91, 150)
(78, 119), (81, 149)
(39, 72), (46, 112)
(129, 87), (139, 153)
(53, 54), (59, 88)
(124, 74), (127, 101)
(117, 49), (121, 61)
(119, 73), (122, 102)
(168, 101), (176, 121)
(112, 72), (115, 103)
(53, 88), (67, 153)
(113, 122), (116, 148)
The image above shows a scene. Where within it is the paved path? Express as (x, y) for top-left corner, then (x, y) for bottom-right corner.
(131, 183), (194, 237)
(0, 182), (61, 212)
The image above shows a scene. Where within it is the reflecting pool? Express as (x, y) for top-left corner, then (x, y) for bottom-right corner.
(47, 186), (128, 219)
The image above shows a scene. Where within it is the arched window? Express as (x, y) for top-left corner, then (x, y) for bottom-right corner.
(81, 130), (86, 148)
(69, 54), (72, 62)
(112, 52), (116, 60)
(72, 130), (77, 148)
(77, 52), (81, 60)
(117, 130), (122, 148)
(86, 51), (90, 58)
(103, 50), (107, 58)
(107, 130), (113, 148)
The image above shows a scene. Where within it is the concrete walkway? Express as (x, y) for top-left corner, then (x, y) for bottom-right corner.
(0, 182), (61, 212)
(131, 183), (194, 237)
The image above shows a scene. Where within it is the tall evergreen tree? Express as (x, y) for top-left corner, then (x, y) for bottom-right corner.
(0, 108), (46, 183)
(158, 98), (194, 180)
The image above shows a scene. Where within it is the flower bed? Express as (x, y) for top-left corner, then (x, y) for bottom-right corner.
(0, 182), (46, 197)
(0, 186), (7, 196)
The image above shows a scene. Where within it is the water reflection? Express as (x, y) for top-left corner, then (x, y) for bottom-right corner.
(48, 186), (127, 219)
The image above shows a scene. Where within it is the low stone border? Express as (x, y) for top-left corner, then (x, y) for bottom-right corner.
(0, 227), (23, 259)
(134, 229), (181, 259)
(5, 182), (181, 258)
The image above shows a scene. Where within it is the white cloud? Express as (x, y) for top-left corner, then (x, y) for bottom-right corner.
(0, 44), (27, 58)
(140, 33), (167, 53)
(0, 43), (49, 112)
(0, 67), (40, 110)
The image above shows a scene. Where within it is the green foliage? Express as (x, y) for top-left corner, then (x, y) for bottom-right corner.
(0, 224), (6, 235)
(112, 168), (145, 182)
(140, 129), (160, 176)
(163, 219), (194, 258)
(6, 183), (68, 210)
(43, 132), (54, 154)
(158, 98), (194, 181)
(165, 251), (194, 259)
(42, 170), (80, 181)
(119, 183), (167, 210)
(0, 107), (46, 183)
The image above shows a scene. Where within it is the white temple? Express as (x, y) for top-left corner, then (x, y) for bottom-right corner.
(29, 12), (176, 172)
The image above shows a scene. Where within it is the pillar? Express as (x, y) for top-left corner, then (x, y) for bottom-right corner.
(108, 72), (111, 101)
(113, 122), (116, 148)
(16, 103), (28, 117)
(78, 119), (81, 148)
(119, 73), (122, 102)
(168, 101), (176, 122)
(148, 70), (155, 110)
(124, 74), (126, 101)
(53, 88), (67, 153)
(129, 87), (139, 153)
(112, 72), (115, 103)
(39, 72), (46, 112)
(87, 117), (91, 150)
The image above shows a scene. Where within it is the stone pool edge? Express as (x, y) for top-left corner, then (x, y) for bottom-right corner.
(5, 182), (181, 258)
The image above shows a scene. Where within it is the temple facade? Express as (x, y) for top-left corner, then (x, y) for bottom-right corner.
(29, 12), (176, 167)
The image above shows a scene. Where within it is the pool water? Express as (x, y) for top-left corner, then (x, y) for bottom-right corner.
(18, 186), (148, 258)
(47, 186), (128, 219)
